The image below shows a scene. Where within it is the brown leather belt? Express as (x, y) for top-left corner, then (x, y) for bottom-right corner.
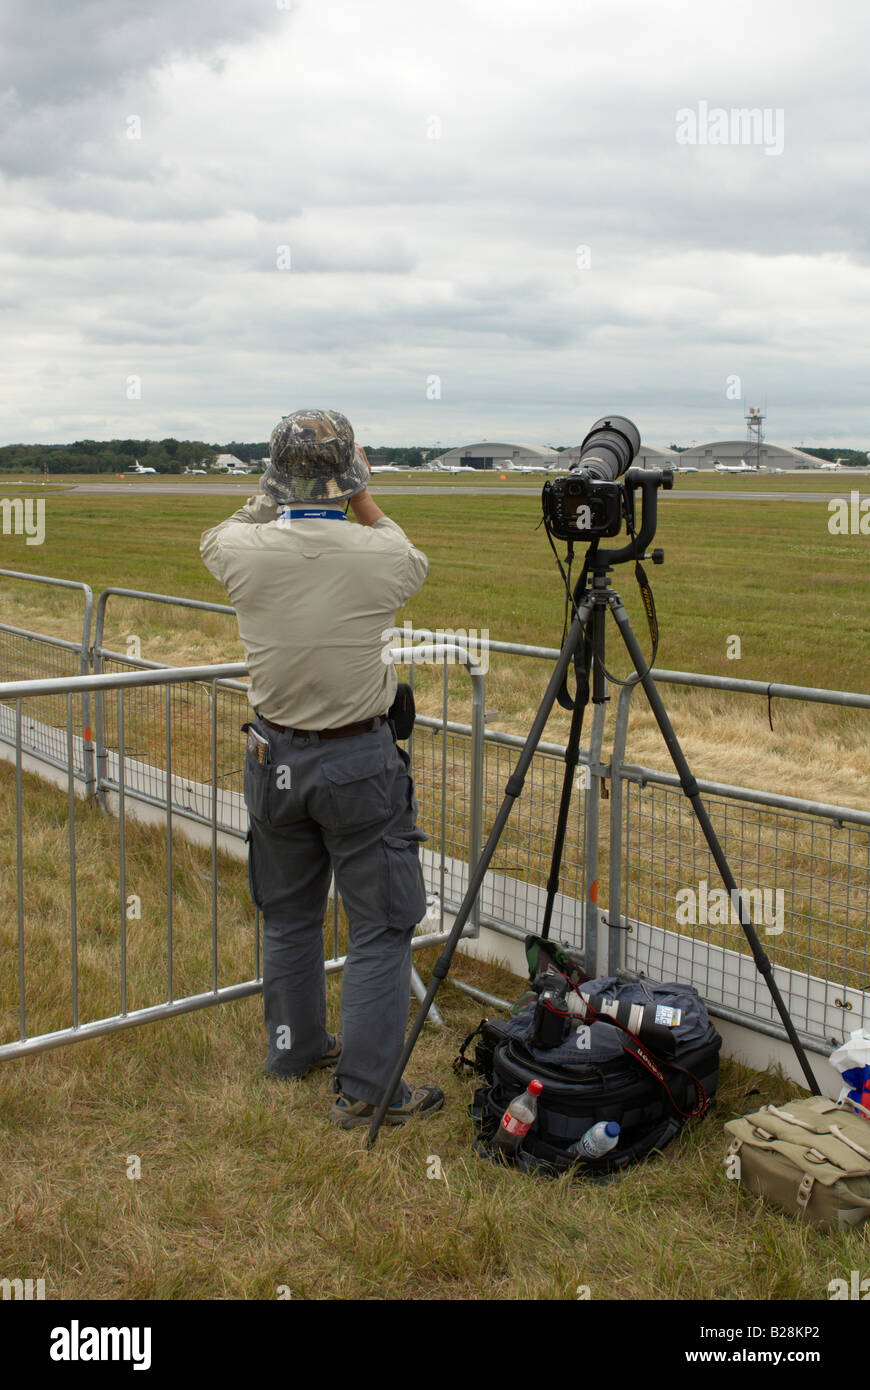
(257, 714), (388, 740)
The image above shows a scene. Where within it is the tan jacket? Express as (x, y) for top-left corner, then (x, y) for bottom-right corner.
(200, 494), (428, 728)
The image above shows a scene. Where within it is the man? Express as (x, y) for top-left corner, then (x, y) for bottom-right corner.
(200, 408), (443, 1129)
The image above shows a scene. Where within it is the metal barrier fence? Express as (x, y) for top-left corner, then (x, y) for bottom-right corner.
(2, 572), (868, 1065)
(0, 569), (95, 794)
(0, 663), (470, 1060)
(0, 580), (602, 1065)
(608, 671), (870, 1055)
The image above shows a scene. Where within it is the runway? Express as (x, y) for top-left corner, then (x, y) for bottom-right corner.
(54, 482), (856, 503)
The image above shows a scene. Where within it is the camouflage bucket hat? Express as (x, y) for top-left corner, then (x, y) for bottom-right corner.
(262, 408), (369, 504)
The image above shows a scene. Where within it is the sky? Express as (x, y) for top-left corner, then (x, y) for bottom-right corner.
(1, 0), (868, 450)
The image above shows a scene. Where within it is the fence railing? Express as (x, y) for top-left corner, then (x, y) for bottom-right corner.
(2, 572), (868, 1067)
(0, 569), (95, 795)
(0, 662), (472, 1060)
(608, 671), (870, 1053)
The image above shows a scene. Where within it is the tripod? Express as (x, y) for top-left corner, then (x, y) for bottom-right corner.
(366, 472), (820, 1147)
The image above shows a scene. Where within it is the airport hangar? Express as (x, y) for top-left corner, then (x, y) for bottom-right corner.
(428, 440), (824, 471)
(427, 441), (678, 470)
(675, 440), (825, 470)
(428, 442), (562, 469)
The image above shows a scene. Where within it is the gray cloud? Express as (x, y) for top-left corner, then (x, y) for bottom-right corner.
(2, 0), (869, 446)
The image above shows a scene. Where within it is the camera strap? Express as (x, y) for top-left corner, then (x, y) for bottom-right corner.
(554, 545), (591, 711)
(634, 559), (658, 652)
(621, 1036), (709, 1120)
(453, 1019), (488, 1076)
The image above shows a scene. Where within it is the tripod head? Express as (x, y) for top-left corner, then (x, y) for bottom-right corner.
(593, 466), (673, 570)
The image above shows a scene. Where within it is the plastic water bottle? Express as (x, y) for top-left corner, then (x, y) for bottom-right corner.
(568, 1120), (621, 1159)
(492, 1080), (543, 1155)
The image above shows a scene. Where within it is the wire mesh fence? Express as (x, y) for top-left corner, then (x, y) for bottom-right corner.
(607, 662), (870, 1052)
(0, 628), (89, 772)
(614, 775), (870, 1040)
(1, 574), (868, 1062)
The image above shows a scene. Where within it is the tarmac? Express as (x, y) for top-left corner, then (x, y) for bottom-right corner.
(52, 482), (851, 503)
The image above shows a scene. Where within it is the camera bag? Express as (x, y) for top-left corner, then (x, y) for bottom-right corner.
(724, 1096), (870, 1229)
(456, 976), (721, 1178)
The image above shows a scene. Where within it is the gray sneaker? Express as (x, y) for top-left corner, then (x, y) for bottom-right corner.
(329, 1084), (444, 1130)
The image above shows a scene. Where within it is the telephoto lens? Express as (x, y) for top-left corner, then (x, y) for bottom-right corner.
(571, 416), (640, 481)
(566, 990), (681, 1057)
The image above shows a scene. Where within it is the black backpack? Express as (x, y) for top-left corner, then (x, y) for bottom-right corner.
(456, 975), (722, 1179)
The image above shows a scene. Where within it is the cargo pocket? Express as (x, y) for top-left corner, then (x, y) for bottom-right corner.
(322, 745), (391, 830)
(384, 830), (428, 929)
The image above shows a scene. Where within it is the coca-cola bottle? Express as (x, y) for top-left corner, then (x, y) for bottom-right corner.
(491, 1080), (543, 1155)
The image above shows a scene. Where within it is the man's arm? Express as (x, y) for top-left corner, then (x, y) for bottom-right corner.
(200, 487), (280, 583)
(348, 488), (429, 599)
(347, 487), (385, 526)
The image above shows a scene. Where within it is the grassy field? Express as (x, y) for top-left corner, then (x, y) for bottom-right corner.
(1, 477), (869, 1303)
(4, 465), (870, 490)
(0, 769), (866, 1302)
(3, 477), (870, 805)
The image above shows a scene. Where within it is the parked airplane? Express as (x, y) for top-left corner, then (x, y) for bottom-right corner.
(713, 458), (760, 474)
(820, 458), (846, 471)
(131, 460), (156, 474)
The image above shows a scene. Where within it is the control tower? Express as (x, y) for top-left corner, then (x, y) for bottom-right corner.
(745, 406), (765, 470)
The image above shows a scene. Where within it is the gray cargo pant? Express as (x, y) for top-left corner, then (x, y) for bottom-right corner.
(243, 716), (428, 1106)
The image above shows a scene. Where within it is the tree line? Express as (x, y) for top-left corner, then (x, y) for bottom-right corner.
(0, 439), (220, 474)
(0, 439), (436, 473)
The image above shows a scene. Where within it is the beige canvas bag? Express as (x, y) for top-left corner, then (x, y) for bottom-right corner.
(724, 1096), (870, 1229)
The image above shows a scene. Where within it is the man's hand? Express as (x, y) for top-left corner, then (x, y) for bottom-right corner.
(347, 488), (385, 526)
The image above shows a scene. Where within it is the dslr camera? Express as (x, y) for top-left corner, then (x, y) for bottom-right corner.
(541, 415), (642, 541)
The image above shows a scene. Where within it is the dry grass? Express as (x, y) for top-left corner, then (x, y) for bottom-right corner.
(1, 488), (869, 1301)
(1, 771), (866, 1302)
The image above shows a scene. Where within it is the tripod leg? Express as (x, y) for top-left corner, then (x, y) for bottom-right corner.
(608, 593), (820, 1095)
(541, 624), (592, 940)
(410, 965), (443, 1026)
(365, 595), (596, 1148)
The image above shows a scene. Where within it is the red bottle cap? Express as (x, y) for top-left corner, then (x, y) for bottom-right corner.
(529, 1080), (543, 1095)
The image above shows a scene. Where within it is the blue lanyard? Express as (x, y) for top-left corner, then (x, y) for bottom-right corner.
(279, 508), (348, 521)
